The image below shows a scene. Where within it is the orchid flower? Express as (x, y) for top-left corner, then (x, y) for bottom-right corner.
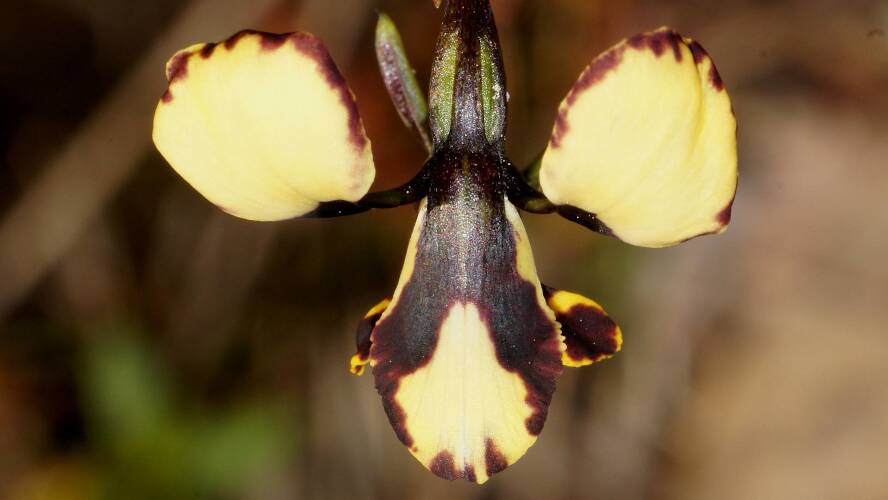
(152, 0), (737, 484)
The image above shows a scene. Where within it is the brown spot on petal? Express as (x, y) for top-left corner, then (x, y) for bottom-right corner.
(688, 39), (707, 64)
(259, 32), (288, 51)
(485, 439), (508, 477)
(429, 451), (460, 480)
(199, 42), (217, 59)
(161, 51), (194, 103)
(223, 29), (250, 50)
(463, 465), (477, 483)
(628, 29), (682, 61)
(709, 64), (725, 91)
(716, 195), (735, 225)
(166, 51), (192, 83)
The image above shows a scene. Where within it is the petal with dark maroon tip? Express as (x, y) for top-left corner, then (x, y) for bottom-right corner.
(369, 196), (563, 483)
(540, 27), (737, 248)
(543, 287), (622, 367)
(350, 299), (390, 376)
(153, 30), (374, 221)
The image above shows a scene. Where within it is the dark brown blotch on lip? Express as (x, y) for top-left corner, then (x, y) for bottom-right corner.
(484, 439), (508, 477)
(429, 451), (459, 480)
(380, 387), (414, 448)
(463, 465), (477, 483)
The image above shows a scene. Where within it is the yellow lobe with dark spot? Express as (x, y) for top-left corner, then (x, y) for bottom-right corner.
(546, 289), (622, 368)
(350, 298), (391, 376)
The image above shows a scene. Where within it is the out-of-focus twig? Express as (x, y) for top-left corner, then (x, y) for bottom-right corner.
(0, 0), (281, 321)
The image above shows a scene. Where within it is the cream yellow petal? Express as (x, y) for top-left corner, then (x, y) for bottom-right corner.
(540, 28), (737, 248)
(153, 30), (374, 221)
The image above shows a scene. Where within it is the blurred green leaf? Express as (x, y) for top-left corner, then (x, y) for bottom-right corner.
(81, 329), (171, 446)
(190, 406), (293, 493)
(79, 327), (294, 500)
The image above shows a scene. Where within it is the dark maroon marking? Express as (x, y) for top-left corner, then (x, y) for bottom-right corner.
(484, 439), (508, 477)
(543, 286), (619, 364)
(708, 63), (725, 91)
(429, 451), (461, 480)
(223, 29), (253, 50)
(383, 395), (413, 449)
(166, 51), (192, 82)
(199, 42), (217, 59)
(259, 32), (288, 51)
(686, 38), (726, 91)
(370, 149), (563, 467)
(220, 29), (289, 52)
(688, 40), (707, 64)
(715, 195), (735, 225)
(549, 110), (569, 149)
(628, 29), (683, 61)
(463, 465), (477, 483)
(161, 50), (194, 103)
(354, 302), (388, 362)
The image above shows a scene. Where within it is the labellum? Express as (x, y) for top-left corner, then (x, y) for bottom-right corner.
(152, 0), (737, 484)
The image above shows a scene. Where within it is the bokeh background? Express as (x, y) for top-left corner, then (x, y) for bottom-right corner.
(2, 0), (887, 499)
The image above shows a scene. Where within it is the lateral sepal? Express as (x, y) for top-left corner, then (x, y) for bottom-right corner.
(350, 299), (391, 376)
(543, 286), (622, 367)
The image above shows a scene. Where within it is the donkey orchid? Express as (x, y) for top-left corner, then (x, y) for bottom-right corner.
(152, 0), (737, 484)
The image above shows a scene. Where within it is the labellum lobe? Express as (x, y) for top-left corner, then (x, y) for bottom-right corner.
(369, 150), (563, 484)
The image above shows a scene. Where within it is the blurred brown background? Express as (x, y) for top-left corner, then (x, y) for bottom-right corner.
(1, 0), (887, 499)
